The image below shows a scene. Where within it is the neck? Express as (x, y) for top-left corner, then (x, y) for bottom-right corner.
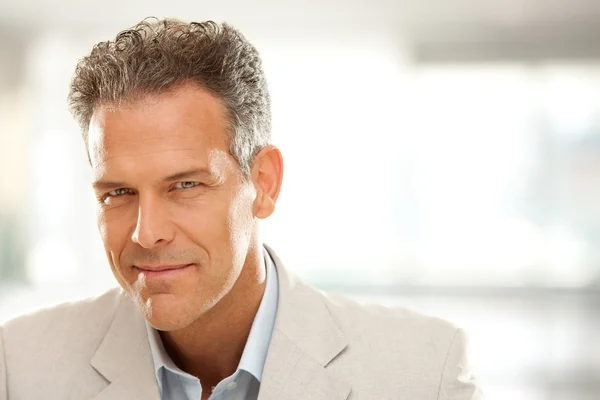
(159, 242), (267, 388)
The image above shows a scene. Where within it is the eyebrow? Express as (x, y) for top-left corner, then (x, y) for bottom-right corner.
(163, 168), (213, 182)
(92, 167), (213, 192)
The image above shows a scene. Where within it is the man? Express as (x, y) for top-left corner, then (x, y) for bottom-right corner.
(0, 18), (483, 400)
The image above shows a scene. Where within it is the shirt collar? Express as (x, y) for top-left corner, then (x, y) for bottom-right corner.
(237, 248), (278, 381)
(145, 247), (279, 386)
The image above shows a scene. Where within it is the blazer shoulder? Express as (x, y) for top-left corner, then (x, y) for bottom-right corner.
(0, 288), (129, 398)
(1, 286), (124, 345)
(315, 290), (484, 398)
(320, 289), (459, 345)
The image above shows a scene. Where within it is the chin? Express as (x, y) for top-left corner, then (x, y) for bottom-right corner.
(146, 317), (186, 332)
(145, 310), (193, 332)
(136, 293), (193, 331)
(141, 294), (209, 331)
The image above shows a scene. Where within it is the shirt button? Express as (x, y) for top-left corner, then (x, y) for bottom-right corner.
(227, 381), (237, 389)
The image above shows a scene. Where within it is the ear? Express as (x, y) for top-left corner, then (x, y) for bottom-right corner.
(250, 145), (284, 219)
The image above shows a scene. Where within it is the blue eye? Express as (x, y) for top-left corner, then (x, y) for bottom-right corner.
(175, 181), (201, 189)
(107, 188), (134, 197)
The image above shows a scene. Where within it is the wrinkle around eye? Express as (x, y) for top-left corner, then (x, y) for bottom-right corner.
(174, 181), (203, 189)
(108, 188), (135, 197)
(97, 188), (136, 206)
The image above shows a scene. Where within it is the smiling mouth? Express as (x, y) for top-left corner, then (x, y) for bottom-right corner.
(134, 264), (193, 279)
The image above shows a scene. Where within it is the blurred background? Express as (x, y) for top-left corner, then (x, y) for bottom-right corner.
(1, 1), (600, 399)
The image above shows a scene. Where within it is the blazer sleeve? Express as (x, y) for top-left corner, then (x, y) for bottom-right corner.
(437, 328), (485, 400)
(0, 326), (7, 400)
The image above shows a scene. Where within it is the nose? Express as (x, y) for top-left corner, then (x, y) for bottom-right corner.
(131, 194), (175, 249)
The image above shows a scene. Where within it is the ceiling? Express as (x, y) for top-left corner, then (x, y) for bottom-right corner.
(2, 0), (600, 63)
(2, 0), (600, 40)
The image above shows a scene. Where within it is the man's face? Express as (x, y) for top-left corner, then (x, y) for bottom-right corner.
(88, 84), (257, 331)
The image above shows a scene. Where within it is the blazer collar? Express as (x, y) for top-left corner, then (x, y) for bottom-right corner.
(259, 245), (351, 400)
(90, 290), (160, 400)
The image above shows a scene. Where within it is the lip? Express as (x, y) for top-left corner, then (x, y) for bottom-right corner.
(136, 264), (192, 272)
(134, 264), (193, 279)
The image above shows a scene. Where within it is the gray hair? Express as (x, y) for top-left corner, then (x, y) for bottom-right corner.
(68, 17), (271, 177)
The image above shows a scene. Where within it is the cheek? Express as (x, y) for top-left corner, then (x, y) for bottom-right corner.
(96, 209), (132, 289)
(97, 209), (111, 247)
(97, 207), (134, 256)
(227, 186), (256, 257)
(228, 192), (253, 232)
(173, 198), (222, 238)
(174, 191), (248, 238)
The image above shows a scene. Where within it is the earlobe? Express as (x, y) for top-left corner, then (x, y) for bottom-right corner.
(256, 197), (275, 219)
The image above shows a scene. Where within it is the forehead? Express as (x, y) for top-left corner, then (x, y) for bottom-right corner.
(88, 84), (230, 171)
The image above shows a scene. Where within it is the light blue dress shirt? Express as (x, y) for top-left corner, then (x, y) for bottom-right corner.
(145, 250), (279, 400)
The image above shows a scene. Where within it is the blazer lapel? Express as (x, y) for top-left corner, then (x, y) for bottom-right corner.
(90, 291), (160, 400)
(88, 246), (350, 400)
(259, 245), (352, 400)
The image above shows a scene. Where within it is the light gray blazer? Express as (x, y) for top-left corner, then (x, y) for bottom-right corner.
(0, 246), (484, 399)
